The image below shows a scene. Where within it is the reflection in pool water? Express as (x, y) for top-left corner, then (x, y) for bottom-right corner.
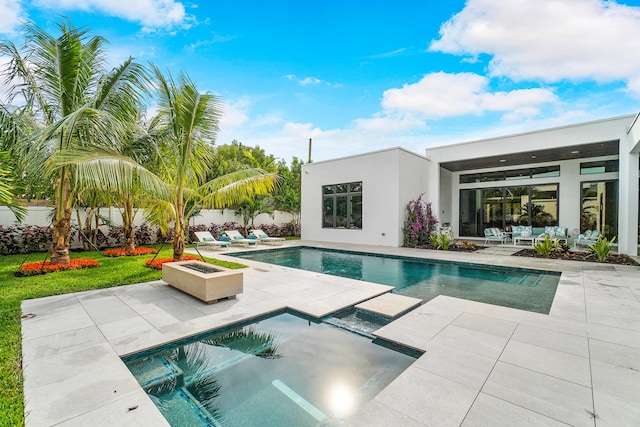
(124, 312), (417, 426)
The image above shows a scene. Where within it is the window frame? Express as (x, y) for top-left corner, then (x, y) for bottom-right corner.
(322, 181), (363, 229)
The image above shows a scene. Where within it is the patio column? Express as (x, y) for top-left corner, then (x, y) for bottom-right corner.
(618, 122), (640, 256)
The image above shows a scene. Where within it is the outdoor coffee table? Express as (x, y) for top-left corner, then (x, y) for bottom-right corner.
(513, 236), (536, 246)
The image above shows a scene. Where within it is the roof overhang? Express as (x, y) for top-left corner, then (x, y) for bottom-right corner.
(439, 140), (619, 172)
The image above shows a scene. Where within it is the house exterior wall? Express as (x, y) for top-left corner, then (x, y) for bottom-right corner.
(299, 114), (639, 255)
(428, 114), (639, 256)
(301, 147), (429, 246)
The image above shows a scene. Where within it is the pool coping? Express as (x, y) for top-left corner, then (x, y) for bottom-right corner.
(21, 240), (640, 426)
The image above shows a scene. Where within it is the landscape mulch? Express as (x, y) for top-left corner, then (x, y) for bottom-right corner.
(513, 249), (640, 266)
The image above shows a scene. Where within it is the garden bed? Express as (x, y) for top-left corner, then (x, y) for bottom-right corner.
(410, 243), (485, 252)
(513, 249), (639, 266)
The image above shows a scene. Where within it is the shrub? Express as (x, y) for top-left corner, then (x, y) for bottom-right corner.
(533, 235), (559, 256)
(429, 233), (452, 250)
(589, 236), (616, 262)
(145, 256), (200, 270)
(17, 258), (99, 276)
(104, 247), (159, 257)
(402, 194), (438, 247)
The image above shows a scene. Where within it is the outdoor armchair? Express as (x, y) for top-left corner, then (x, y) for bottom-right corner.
(574, 230), (600, 248)
(483, 227), (509, 244)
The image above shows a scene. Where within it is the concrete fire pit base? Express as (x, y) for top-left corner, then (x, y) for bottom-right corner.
(162, 261), (243, 304)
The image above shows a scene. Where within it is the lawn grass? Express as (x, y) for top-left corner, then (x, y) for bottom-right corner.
(0, 246), (246, 426)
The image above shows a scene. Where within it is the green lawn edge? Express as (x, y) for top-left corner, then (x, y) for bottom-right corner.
(0, 246), (246, 426)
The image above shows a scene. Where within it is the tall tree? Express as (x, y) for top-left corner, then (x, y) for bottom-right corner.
(0, 21), (149, 264)
(272, 158), (303, 235)
(147, 66), (279, 260)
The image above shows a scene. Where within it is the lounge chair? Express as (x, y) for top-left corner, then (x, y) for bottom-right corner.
(574, 230), (600, 248)
(250, 229), (285, 245)
(224, 230), (258, 247)
(483, 227), (509, 244)
(193, 231), (228, 251)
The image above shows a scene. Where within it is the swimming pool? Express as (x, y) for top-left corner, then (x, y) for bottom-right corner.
(233, 247), (560, 314)
(124, 311), (417, 426)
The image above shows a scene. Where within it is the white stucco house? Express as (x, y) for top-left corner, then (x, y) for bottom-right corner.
(301, 113), (640, 256)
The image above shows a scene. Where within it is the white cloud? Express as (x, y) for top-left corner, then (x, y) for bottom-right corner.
(381, 72), (557, 119)
(299, 77), (322, 86)
(0, 57), (26, 106)
(0, 0), (25, 35)
(219, 98), (250, 129)
(354, 113), (427, 133)
(429, 0), (640, 93)
(284, 74), (341, 88)
(32, 0), (191, 30)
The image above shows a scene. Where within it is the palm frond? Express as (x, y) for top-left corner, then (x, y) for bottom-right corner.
(198, 169), (281, 208)
(50, 146), (170, 199)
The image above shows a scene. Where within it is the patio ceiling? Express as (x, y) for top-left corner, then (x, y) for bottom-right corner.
(439, 140), (619, 172)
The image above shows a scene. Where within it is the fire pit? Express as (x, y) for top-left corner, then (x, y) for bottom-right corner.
(162, 260), (243, 304)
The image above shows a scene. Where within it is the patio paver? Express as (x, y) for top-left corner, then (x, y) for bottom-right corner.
(20, 240), (640, 426)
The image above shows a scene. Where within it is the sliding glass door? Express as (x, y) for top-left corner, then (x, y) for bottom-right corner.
(581, 180), (618, 238)
(459, 184), (559, 236)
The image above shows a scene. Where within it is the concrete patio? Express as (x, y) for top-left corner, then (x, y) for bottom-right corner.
(21, 241), (640, 426)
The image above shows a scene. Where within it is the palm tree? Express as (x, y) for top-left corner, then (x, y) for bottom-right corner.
(146, 66), (279, 260)
(0, 21), (149, 264)
(51, 67), (279, 261)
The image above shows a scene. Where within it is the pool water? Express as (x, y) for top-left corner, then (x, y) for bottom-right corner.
(124, 312), (417, 426)
(233, 247), (560, 314)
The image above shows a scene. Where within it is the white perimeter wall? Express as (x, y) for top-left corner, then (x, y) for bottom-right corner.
(301, 147), (429, 247)
(0, 207), (293, 229)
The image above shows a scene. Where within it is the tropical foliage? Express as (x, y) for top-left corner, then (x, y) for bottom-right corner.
(533, 235), (559, 256)
(589, 236), (616, 262)
(144, 66), (279, 260)
(0, 20), (293, 263)
(0, 21), (149, 264)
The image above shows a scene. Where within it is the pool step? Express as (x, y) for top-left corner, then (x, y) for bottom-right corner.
(355, 293), (421, 319)
(127, 356), (184, 395)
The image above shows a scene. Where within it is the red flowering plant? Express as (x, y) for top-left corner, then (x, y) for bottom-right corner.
(17, 258), (100, 277)
(104, 247), (159, 257)
(145, 256), (201, 270)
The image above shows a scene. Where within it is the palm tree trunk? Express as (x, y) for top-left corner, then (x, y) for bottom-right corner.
(123, 197), (136, 253)
(173, 200), (185, 261)
(50, 172), (72, 265)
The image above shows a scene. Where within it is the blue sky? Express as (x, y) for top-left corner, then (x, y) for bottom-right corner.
(2, 0), (640, 162)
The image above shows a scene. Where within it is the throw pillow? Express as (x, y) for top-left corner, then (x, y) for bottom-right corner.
(544, 226), (556, 236)
(521, 229), (531, 238)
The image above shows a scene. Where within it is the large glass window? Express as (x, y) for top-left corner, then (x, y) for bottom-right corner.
(322, 182), (362, 229)
(581, 180), (618, 238)
(580, 160), (618, 175)
(459, 184), (559, 236)
(460, 165), (559, 183)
